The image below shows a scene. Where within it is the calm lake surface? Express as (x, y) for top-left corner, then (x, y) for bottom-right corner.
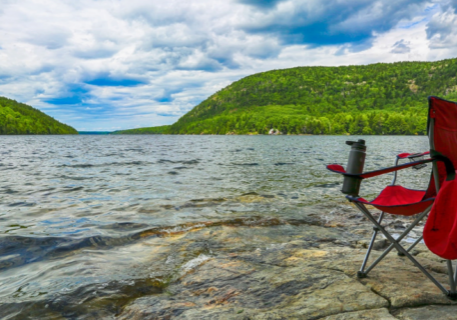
(0, 135), (430, 319)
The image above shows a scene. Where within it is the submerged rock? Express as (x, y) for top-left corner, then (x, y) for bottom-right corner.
(9, 199), (454, 319)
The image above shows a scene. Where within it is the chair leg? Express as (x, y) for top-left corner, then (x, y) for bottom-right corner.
(447, 261), (457, 298)
(454, 263), (457, 284)
(354, 203), (449, 296)
(358, 212), (384, 278)
(398, 235), (423, 256)
(358, 207), (430, 276)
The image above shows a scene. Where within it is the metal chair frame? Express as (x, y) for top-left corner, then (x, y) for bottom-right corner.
(348, 117), (457, 298)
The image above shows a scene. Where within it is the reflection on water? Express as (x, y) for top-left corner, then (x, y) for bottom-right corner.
(0, 135), (429, 318)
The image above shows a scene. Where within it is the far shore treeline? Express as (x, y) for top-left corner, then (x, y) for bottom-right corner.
(0, 96), (77, 134)
(115, 58), (457, 135)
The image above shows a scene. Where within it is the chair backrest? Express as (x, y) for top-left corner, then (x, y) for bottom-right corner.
(424, 96), (457, 199)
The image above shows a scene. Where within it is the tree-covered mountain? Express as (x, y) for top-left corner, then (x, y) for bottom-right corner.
(112, 125), (170, 135)
(0, 96), (77, 134)
(115, 58), (457, 135)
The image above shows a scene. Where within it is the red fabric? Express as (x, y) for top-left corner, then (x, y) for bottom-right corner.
(420, 97), (457, 259)
(371, 185), (425, 206)
(424, 171), (437, 200)
(424, 179), (457, 259)
(326, 164), (346, 173)
(430, 97), (457, 183)
(353, 185), (434, 216)
(421, 97), (457, 257)
(371, 200), (433, 216)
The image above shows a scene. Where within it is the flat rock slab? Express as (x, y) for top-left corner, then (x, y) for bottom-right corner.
(394, 305), (457, 320)
(118, 204), (457, 320)
(286, 247), (456, 309)
(359, 258), (455, 308)
(119, 256), (387, 319)
(320, 308), (396, 320)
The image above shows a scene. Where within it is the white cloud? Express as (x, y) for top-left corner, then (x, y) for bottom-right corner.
(0, 0), (456, 131)
(391, 39), (412, 53)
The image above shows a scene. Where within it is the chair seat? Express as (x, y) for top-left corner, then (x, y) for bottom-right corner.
(353, 185), (434, 216)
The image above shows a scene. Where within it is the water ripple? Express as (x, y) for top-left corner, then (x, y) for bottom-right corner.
(0, 135), (431, 318)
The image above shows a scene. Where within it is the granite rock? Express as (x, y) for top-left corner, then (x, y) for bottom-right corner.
(321, 308), (396, 320)
(117, 203), (457, 319)
(394, 305), (457, 320)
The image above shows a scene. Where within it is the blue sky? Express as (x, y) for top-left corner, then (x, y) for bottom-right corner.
(0, 0), (457, 131)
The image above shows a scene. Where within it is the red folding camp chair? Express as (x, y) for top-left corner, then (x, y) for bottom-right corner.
(327, 96), (457, 299)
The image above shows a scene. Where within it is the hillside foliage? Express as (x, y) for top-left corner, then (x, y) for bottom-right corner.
(112, 125), (171, 135)
(116, 58), (457, 135)
(0, 96), (77, 134)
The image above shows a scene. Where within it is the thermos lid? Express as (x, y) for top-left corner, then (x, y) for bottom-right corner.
(346, 139), (366, 151)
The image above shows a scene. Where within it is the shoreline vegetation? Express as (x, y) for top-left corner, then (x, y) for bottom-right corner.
(0, 96), (77, 134)
(114, 58), (457, 136)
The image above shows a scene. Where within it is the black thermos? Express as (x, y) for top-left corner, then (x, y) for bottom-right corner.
(342, 139), (366, 196)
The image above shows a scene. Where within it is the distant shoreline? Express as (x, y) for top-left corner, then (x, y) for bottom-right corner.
(0, 133), (427, 136)
(78, 131), (111, 135)
(109, 133), (426, 136)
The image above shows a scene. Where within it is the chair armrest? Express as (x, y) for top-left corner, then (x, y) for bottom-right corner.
(327, 150), (455, 180)
(397, 151), (430, 159)
(326, 159), (433, 179)
(396, 151), (430, 170)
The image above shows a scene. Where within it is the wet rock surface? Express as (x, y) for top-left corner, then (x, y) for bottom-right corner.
(117, 202), (457, 320)
(0, 136), (437, 319)
(4, 198), (456, 319)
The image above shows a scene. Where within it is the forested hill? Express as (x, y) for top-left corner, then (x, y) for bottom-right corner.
(0, 96), (77, 134)
(116, 58), (457, 135)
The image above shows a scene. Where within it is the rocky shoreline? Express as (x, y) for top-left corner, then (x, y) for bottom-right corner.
(115, 198), (457, 320)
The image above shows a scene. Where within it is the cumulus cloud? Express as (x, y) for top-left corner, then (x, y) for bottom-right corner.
(237, 0), (287, 9)
(237, 0), (430, 47)
(427, 8), (457, 48)
(0, 0), (456, 130)
(391, 39), (411, 53)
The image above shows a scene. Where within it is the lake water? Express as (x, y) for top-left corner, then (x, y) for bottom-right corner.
(0, 135), (431, 319)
